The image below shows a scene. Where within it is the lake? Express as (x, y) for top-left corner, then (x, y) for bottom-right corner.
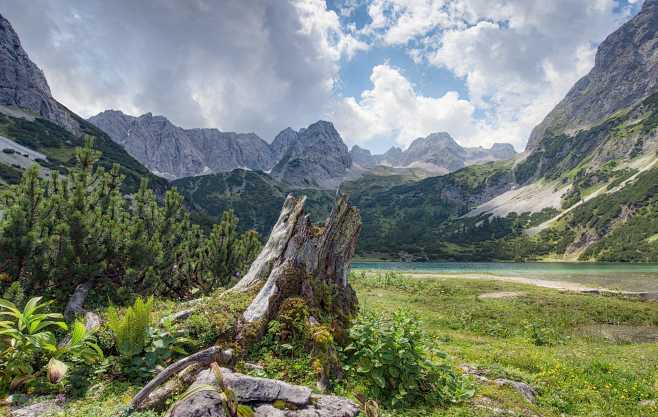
(352, 262), (658, 292)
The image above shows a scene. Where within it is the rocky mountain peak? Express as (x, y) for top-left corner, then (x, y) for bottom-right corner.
(526, 0), (658, 151)
(0, 13), (77, 132)
(270, 121), (351, 189)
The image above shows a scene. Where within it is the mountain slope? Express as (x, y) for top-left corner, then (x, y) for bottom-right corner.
(89, 110), (276, 179)
(527, 0), (658, 151)
(172, 169), (334, 236)
(346, 1), (658, 261)
(0, 13), (165, 192)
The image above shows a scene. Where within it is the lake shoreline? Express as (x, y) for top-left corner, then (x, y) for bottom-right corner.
(356, 270), (658, 298)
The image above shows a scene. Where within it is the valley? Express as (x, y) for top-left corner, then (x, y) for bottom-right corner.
(2, 1), (658, 417)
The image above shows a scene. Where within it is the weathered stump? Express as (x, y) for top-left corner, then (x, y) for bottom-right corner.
(230, 194), (361, 343)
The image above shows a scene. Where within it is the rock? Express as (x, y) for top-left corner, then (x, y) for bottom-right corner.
(10, 400), (62, 417)
(0, 14), (78, 134)
(88, 110), (277, 179)
(169, 391), (228, 417)
(460, 364), (537, 404)
(254, 405), (286, 417)
(195, 368), (312, 406)
(312, 395), (360, 417)
(494, 379), (537, 404)
(254, 395), (359, 417)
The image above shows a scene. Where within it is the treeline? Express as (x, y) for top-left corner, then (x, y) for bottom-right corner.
(0, 138), (261, 305)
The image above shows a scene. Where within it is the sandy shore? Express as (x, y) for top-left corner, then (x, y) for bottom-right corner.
(358, 270), (658, 299)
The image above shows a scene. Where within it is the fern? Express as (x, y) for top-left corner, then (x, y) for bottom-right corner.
(107, 296), (153, 358)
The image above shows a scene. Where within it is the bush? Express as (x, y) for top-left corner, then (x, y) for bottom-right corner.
(343, 310), (473, 408)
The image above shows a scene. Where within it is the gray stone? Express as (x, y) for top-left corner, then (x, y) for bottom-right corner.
(195, 368), (312, 405)
(11, 400), (62, 417)
(254, 395), (359, 417)
(494, 379), (537, 404)
(169, 390), (228, 417)
(312, 395), (360, 417)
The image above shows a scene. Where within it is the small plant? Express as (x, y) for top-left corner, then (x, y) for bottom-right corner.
(343, 310), (473, 408)
(524, 320), (559, 346)
(0, 297), (66, 391)
(0, 297), (102, 393)
(107, 297), (153, 358)
(107, 298), (189, 381)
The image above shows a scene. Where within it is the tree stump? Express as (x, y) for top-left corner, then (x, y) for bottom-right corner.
(230, 194), (361, 342)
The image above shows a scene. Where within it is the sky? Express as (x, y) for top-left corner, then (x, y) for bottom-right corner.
(0, 0), (644, 153)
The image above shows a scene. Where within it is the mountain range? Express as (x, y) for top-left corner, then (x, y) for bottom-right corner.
(2, 1), (658, 262)
(350, 133), (516, 174)
(89, 109), (516, 188)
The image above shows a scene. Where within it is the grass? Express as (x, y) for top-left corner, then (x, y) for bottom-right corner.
(351, 271), (658, 416)
(8, 273), (657, 417)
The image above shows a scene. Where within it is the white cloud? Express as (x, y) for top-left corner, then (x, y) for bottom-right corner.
(356, 0), (637, 150)
(332, 64), (478, 147)
(0, 0), (365, 140)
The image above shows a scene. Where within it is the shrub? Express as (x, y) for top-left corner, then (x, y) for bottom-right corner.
(343, 310), (473, 408)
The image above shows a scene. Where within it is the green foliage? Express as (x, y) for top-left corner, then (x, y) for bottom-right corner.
(105, 297), (190, 381)
(0, 296), (102, 394)
(343, 310), (473, 408)
(107, 297), (153, 359)
(0, 140), (263, 302)
(173, 169), (334, 236)
(2, 281), (25, 307)
(355, 274), (658, 416)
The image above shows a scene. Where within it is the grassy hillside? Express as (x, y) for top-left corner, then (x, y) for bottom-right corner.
(0, 111), (167, 192)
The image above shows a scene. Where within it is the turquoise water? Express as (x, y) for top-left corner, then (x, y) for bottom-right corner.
(352, 262), (658, 292)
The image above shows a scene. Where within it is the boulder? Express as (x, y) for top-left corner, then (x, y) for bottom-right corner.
(195, 368), (312, 406)
(253, 395), (359, 417)
(169, 391), (228, 417)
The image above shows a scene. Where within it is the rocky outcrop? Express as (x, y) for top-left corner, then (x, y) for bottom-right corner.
(0, 13), (77, 133)
(170, 367), (359, 417)
(270, 121), (352, 189)
(527, 0), (658, 151)
(88, 110), (277, 179)
(350, 132), (516, 173)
